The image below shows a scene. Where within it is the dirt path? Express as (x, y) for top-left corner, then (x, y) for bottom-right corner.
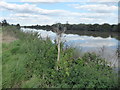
(0, 33), (2, 44)
(1, 33), (17, 43)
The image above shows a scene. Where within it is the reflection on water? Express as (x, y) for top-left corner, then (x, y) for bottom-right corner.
(21, 28), (119, 67)
(66, 30), (120, 41)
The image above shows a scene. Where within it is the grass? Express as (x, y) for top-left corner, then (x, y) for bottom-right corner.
(0, 26), (2, 89)
(2, 26), (119, 88)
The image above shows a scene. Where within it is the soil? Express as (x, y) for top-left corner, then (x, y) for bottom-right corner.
(1, 33), (17, 43)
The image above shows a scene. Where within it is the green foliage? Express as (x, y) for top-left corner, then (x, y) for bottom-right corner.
(68, 57), (118, 88)
(0, 28), (2, 90)
(24, 23), (118, 32)
(21, 75), (40, 88)
(2, 26), (118, 88)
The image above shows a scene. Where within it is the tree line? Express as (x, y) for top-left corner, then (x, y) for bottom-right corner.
(0, 20), (119, 32)
(24, 23), (120, 32)
(0, 19), (20, 29)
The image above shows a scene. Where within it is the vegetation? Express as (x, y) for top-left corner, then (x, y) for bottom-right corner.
(24, 23), (119, 32)
(0, 26), (2, 90)
(2, 25), (118, 88)
(0, 19), (20, 29)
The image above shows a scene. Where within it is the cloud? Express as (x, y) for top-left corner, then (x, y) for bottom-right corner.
(89, 0), (119, 2)
(0, 1), (39, 13)
(21, 0), (80, 2)
(2, 0), (119, 3)
(21, 0), (119, 3)
(0, 1), (118, 25)
(10, 13), (52, 20)
(70, 4), (117, 13)
(0, 1), (67, 15)
(1, 1), (116, 18)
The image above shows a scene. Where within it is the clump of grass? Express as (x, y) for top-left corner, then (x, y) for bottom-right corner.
(2, 26), (118, 88)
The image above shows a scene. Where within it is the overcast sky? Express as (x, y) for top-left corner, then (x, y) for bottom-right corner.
(0, 0), (119, 26)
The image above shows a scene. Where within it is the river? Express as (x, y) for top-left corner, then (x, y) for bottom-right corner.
(21, 28), (119, 68)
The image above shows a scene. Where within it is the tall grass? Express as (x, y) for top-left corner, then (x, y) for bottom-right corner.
(2, 26), (118, 88)
(0, 26), (2, 90)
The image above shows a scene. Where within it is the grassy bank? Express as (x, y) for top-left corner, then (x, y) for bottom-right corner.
(2, 26), (118, 88)
(0, 26), (2, 89)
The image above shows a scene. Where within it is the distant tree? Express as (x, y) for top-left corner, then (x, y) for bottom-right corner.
(118, 23), (120, 32)
(111, 25), (117, 32)
(101, 23), (111, 31)
(24, 23), (119, 32)
(2, 19), (9, 26)
(16, 24), (20, 26)
(16, 24), (20, 29)
(93, 24), (100, 31)
(0, 22), (2, 26)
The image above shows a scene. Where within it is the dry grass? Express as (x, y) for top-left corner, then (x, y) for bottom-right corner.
(2, 32), (17, 43)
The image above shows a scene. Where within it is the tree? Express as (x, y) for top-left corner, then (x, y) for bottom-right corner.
(101, 23), (111, 31)
(53, 23), (66, 70)
(16, 24), (20, 29)
(2, 19), (9, 26)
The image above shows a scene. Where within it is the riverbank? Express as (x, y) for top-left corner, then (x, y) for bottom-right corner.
(2, 26), (119, 88)
(21, 28), (119, 68)
(0, 27), (2, 90)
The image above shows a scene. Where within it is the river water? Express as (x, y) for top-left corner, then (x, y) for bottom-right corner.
(21, 28), (119, 68)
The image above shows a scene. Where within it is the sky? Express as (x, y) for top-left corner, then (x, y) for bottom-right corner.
(0, 0), (119, 26)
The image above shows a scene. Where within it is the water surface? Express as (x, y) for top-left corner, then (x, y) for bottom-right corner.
(21, 28), (119, 67)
